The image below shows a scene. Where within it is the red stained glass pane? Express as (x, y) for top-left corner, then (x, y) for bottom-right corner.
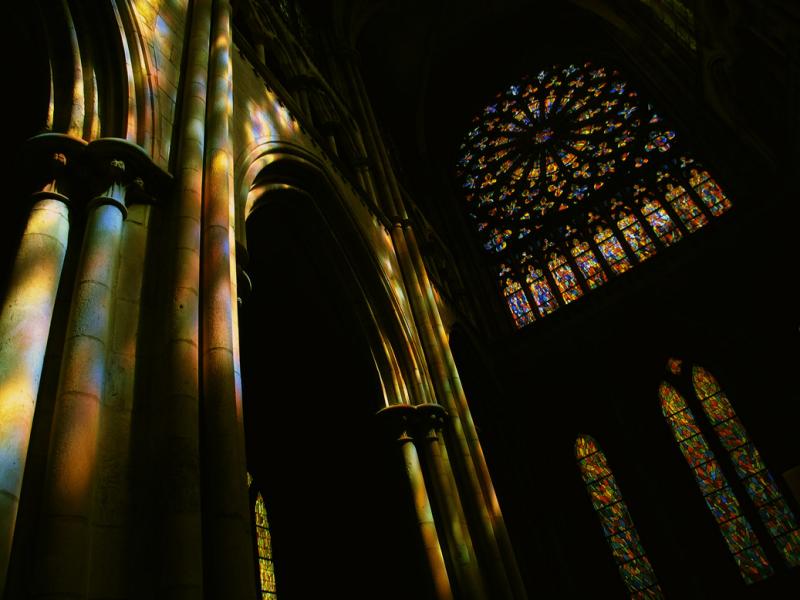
(700, 394), (735, 425)
(713, 418), (748, 451)
(572, 241), (607, 289)
(548, 254), (583, 303)
(579, 452), (610, 484)
(692, 366), (720, 399)
(588, 476), (621, 510)
(742, 471), (781, 507)
(729, 444), (766, 478)
(526, 267), (559, 316)
(690, 172), (732, 216)
(599, 501), (633, 537)
(505, 286), (535, 328)
(720, 517), (759, 553)
(618, 556), (658, 591)
(732, 546), (773, 584)
(666, 184), (707, 232)
(631, 586), (665, 599)
(594, 227), (632, 273)
(667, 410), (700, 441)
(705, 488), (741, 523)
(758, 500), (798, 538)
(692, 461), (726, 496)
(609, 529), (645, 563)
(618, 215), (656, 261)
(679, 435), (714, 468)
(775, 529), (800, 566)
(642, 201), (681, 245)
(575, 435), (599, 459)
(659, 381), (687, 415)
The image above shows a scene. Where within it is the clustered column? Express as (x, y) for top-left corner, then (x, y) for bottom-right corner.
(31, 139), (165, 598)
(377, 404), (454, 600)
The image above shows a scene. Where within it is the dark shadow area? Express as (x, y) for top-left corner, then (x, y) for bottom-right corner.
(240, 190), (435, 599)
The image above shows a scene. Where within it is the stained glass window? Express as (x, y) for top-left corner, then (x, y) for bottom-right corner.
(248, 473), (278, 600)
(576, 435), (664, 598)
(659, 381), (774, 583)
(692, 367), (800, 567)
(457, 62), (732, 328)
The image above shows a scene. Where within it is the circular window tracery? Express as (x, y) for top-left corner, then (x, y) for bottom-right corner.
(456, 62), (732, 329)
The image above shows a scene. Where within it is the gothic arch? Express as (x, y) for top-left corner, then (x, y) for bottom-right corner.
(238, 145), (435, 406)
(237, 156), (438, 598)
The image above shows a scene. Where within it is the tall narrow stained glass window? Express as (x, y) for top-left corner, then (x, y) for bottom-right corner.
(659, 380), (774, 583)
(456, 62), (731, 328)
(576, 435), (664, 598)
(248, 473), (278, 600)
(692, 366), (800, 566)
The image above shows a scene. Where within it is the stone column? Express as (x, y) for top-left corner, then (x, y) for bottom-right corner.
(377, 404), (454, 600)
(415, 404), (488, 600)
(32, 139), (158, 598)
(202, 0), (257, 596)
(0, 134), (85, 592)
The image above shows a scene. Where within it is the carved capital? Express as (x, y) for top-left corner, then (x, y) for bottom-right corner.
(85, 138), (172, 216)
(23, 133), (88, 205)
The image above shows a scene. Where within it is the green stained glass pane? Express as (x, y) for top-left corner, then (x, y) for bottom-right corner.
(775, 529), (800, 566)
(714, 417), (748, 451)
(732, 545), (773, 584)
(575, 435), (599, 459)
(743, 471), (781, 507)
(679, 435), (714, 468)
(692, 365), (720, 398)
(580, 452), (610, 484)
(692, 461), (726, 496)
(609, 528), (645, 563)
(667, 410), (700, 441)
(700, 393), (735, 425)
(705, 487), (741, 523)
(758, 499), (799, 537)
(588, 476), (621, 510)
(720, 517), (759, 553)
(618, 556), (658, 591)
(659, 381), (686, 416)
(729, 444), (766, 478)
(598, 501), (633, 537)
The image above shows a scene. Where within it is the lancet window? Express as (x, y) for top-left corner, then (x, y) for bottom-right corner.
(576, 435), (664, 598)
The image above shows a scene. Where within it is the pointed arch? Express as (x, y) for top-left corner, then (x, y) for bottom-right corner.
(691, 366), (800, 566)
(575, 435), (664, 597)
(659, 381), (774, 582)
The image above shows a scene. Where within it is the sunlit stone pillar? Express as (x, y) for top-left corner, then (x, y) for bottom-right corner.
(415, 404), (488, 600)
(0, 134), (85, 592)
(377, 404), (454, 600)
(202, 0), (257, 596)
(33, 140), (155, 598)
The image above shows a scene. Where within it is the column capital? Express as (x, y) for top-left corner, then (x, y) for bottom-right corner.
(85, 138), (172, 213)
(376, 403), (450, 443)
(23, 133), (88, 204)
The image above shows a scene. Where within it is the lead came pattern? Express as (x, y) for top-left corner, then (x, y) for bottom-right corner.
(456, 63), (732, 328)
(576, 435), (664, 597)
(692, 367), (800, 566)
(659, 381), (773, 583)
